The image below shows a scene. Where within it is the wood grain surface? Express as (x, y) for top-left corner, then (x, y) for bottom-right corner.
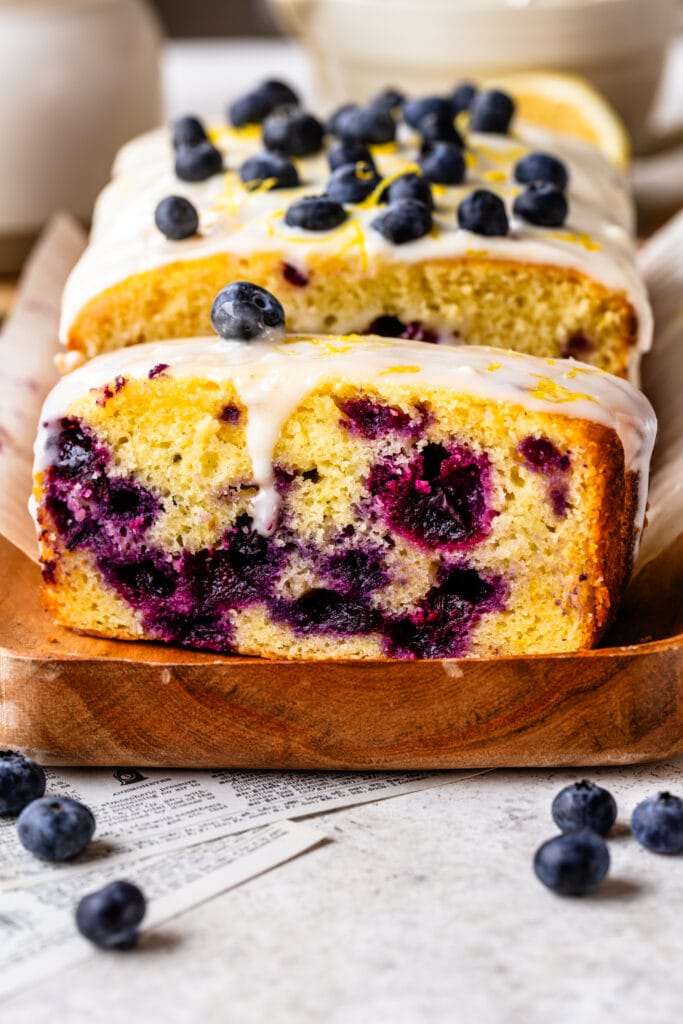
(2, 534), (682, 768)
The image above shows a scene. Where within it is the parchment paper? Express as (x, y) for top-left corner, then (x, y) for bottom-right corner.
(0, 212), (681, 641)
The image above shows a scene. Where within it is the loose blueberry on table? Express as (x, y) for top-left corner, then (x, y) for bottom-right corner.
(631, 792), (683, 854)
(76, 880), (147, 950)
(17, 796), (96, 861)
(0, 750), (46, 816)
(551, 780), (618, 836)
(534, 829), (610, 896)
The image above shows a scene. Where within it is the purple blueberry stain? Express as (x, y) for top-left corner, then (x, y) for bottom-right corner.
(518, 435), (571, 518)
(148, 363), (169, 379)
(337, 396), (415, 440)
(560, 332), (594, 361)
(92, 375), (127, 407)
(321, 544), (390, 598)
(218, 403), (241, 424)
(281, 261), (309, 287)
(366, 316), (439, 343)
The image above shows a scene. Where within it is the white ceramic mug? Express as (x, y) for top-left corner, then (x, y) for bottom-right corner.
(0, 0), (162, 271)
(269, 0), (678, 146)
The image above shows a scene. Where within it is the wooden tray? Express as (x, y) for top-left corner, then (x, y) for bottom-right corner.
(2, 534), (683, 768)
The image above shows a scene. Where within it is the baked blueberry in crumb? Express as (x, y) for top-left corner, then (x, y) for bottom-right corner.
(239, 153), (300, 190)
(469, 89), (515, 134)
(561, 332), (593, 360)
(0, 751), (46, 816)
(76, 880), (147, 950)
(285, 196), (348, 232)
(534, 830), (610, 896)
(519, 436), (571, 516)
(174, 140), (223, 182)
(281, 262), (309, 287)
(154, 196), (199, 240)
(371, 198), (432, 244)
(336, 396), (415, 439)
(457, 189), (509, 236)
(171, 115), (207, 149)
(419, 142), (465, 186)
(263, 109), (324, 157)
(514, 151), (569, 191)
(211, 281), (286, 342)
(218, 404), (241, 424)
(513, 182), (568, 228)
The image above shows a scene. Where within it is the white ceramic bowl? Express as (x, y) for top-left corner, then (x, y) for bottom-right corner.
(269, 0), (677, 142)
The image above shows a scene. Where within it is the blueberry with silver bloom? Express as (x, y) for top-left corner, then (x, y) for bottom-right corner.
(326, 162), (380, 204)
(239, 153), (300, 190)
(228, 79), (299, 127)
(534, 829), (610, 896)
(336, 106), (396, 145)
(469, 89), (515, 134)
(419, 142), (465, 186)
(514, 151), (569, 191)
(17, 796), (95, 861)
(154, 196), (199, 240)
(211, 282), (286, 342)
(551, 780), (617, 837)
(175, 140), (223, 182)
(451, 81), (477, 113)
(419, 110), (463, 147)
(631, 792), (683, 854)
(327, 139), (376, 174)
(402, 96), (454, 130)
(385, 172), (433, 210)
(0, 750), (46, 816)
(369, 87), (405, 115)
(263, 109), (324, 157)
(458, 189), (509, 236)
(171, 115), (207, 150)
(285, 195), (348, 232)
(76, 880), (147, 950)
(513, 182), (568, 228)
(372, 198), (432, 245)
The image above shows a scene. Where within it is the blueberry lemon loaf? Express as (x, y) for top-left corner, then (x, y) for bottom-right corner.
(60, 78), (650, 379)
(35, 285), (656, 660)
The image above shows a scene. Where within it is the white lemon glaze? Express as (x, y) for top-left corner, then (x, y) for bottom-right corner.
(34, 335), (656, 549)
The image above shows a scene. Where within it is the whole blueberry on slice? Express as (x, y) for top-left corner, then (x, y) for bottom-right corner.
(631, 792), (683, 854)
(372, 198), (432, 245)
(403, 96), (454, 130)
(513, 182), (568, 227)
(457, 189), (509, 236)
(76, 880), (147, 950)
(171, 115), (206, 150)
(17, 796), (96, 861)
(551, 780), (617, 836)
(328, 139), (376, 173)
(263, 109), (324, 157)
(419, 142), (465, 185)
(514, 151), (569, 191)
(419, 110), (463, 147)
(239, 153), (299, 190)
(285, 195), (348, 231)
(326, 102), (358, 135)
(534, 829), (610, 896)
(469, 89), (516, 134)
(175, 140), (223, 182)
(0, 750), (46, 816)
(211, 281), (286, 342)
(385, 172), (433, 210)
(154, 196), (199, 240)
(451, 81), (477, 113)
(369, 87), (405, 115)
(326, 162), (380, 204)
(336, 107), (396, 145)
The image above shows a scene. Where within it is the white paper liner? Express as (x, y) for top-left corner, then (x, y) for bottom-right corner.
(0, 211), (680, 641)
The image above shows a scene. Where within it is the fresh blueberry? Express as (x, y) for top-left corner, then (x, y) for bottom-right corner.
(17, 797), (96, 861)
(175, 140), (223, 182)
(385, 172), (433, 209)
(171, 115), (207, 150)
(262, 109), (324, 157)
(239, 153), (299, 190)
(451, 81), (477, 113)
(514, 151), (569, 191)
(211, 282), (286, 342)
(513, 182), (568, 227)
(534, 829), (610, 896)
(336, 106), (396, 144)
(419, 110), (463, 147)
(368, 87), (405, 115)
(372, 198), (432, 245)
(154, 196), (199, 240)
(469, 89), (515, 133)
(419, 142), (465, 185)
(631, 792), (683, 854)
(228, 79), (299, 126)
(76, 880), (147, 950)
(325, 103), (358, 135)
(326, 162), (380, 204)
(327, 139), (376, 173)
(402, 96), (454, 130)
(285, 195), (348, 231)
(457, 188), (509, 236)
(0, 751), (46, 816)
(551, 780), (617, 837)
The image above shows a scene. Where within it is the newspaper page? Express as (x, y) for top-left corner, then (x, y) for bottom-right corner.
(0, 821), (322, 1001)
(0, 766), (482, 888)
